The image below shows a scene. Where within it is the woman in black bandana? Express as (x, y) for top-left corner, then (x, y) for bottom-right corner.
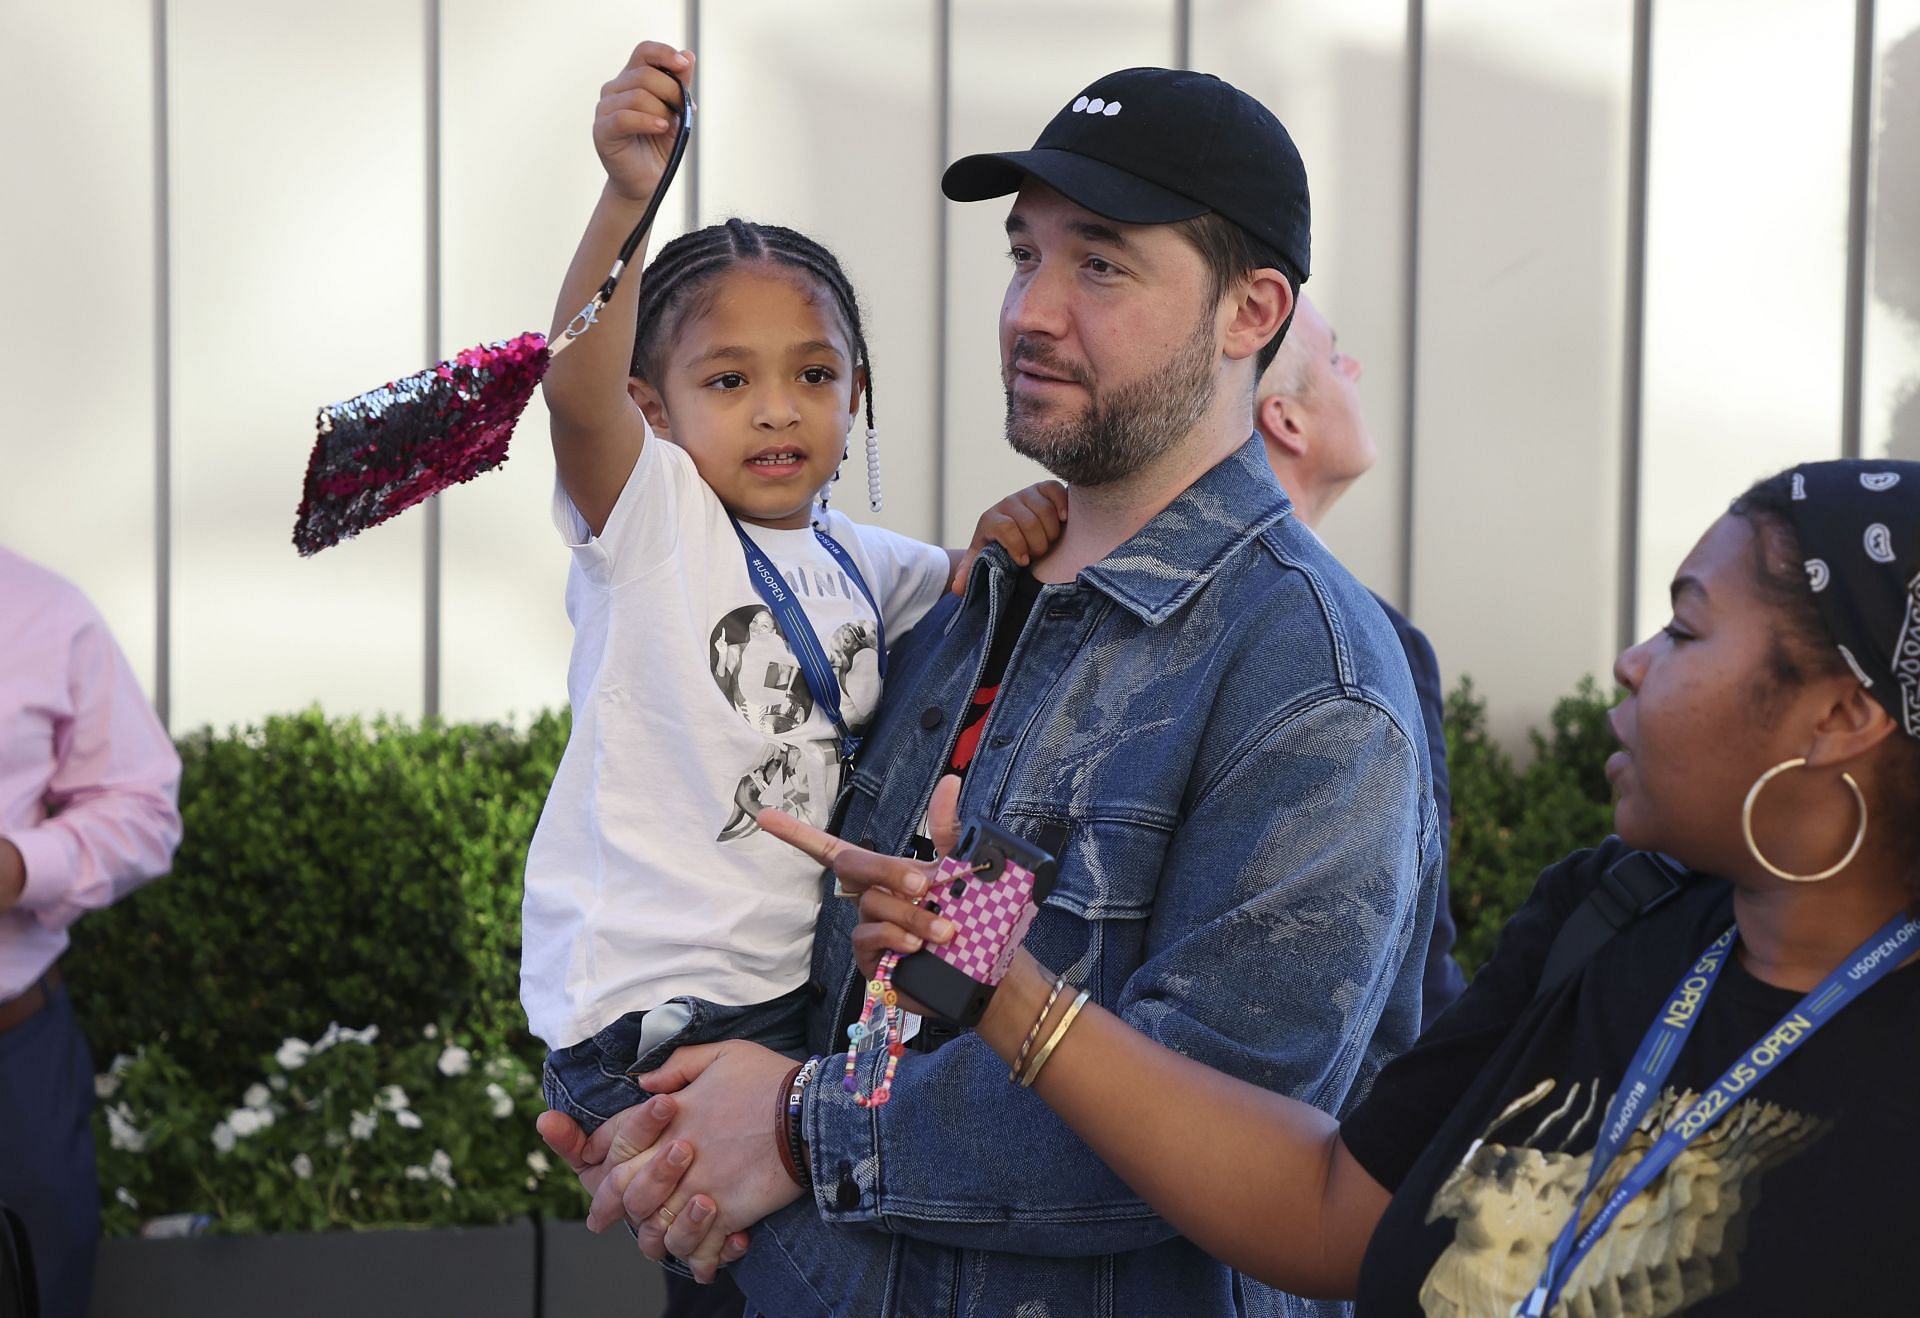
(752, 458), (1920, 1315)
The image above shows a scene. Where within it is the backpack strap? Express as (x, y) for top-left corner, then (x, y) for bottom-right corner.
(1534, 847), (1689, 1001)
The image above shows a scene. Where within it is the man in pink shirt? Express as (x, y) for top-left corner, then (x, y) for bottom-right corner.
(1, 546), (182, 1318)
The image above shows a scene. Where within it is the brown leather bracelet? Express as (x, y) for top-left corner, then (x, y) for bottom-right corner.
(774, 1062), (806, 1188)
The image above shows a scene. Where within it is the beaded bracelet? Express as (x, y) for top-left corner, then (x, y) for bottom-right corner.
(776, 1055), (821, 1189)
(1019, 989), (1090, 1088)
(1009, 973), (1070, 1083)
(844, 950), (906, 1106)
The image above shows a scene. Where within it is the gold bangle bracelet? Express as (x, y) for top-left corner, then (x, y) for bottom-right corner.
(1010, 973), (1069, 1083)
(1020, 990), (1090, 1088)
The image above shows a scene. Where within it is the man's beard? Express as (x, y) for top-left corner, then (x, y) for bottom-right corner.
(1002, 317), (1218, 487)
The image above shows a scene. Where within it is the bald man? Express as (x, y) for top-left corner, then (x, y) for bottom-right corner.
(1255, 297), (1466, 1020)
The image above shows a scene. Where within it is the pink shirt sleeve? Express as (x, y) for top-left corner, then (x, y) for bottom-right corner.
(7, 608), (182, 930)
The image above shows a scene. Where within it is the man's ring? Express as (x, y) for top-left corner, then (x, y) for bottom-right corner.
(657, 1206), (676, 1227)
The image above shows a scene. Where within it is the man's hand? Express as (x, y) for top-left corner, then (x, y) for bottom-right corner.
(952, 481), (1069, 592)
(596, 42), (695, 205)
(595, 1040), (807, 1281)
(0, 839), (24, 914)
(537, 1097), (754, 1282)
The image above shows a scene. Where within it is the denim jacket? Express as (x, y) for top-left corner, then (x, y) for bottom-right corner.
(733, 437), (1442, 1318)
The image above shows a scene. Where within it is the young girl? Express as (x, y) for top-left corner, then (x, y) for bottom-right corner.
(525, 41), (1065, 1132)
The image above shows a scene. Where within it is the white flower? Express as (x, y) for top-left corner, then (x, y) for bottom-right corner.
(211, 1121), (237, 1155)
(228, 1108), (265, 1138)
(291, 1153), (314, 1180)
(423, 1023), (438, 1039)
(376, 1085), (411, 1112)
(350, 1187), (362, 1200)
(436, 1045), (473, 1078)
(106, 1103), (146, 1153)
(115, 1187), (139, 1210)
(340, 1024), (379, 1045)
(244, 1083), (271, 1110)
(526, 1150), (550, 1175)
(525, 1176), (539, 1191)
(275, 1038), (312, 1070)
(486, 1083), (513, 1119)
(268, 1075), (288, 1092)
(483, 1056), (515, 1081)
(314, 1022), (342, 1053)
(403, 1164), (429, 1181)
(324, 1130), (347, 1149)
(395, 1109), (423, 1130)
(349, 1109), (379, 1141)
(96, 1052), (135, 1100)
(428, 1148), (455, 1188)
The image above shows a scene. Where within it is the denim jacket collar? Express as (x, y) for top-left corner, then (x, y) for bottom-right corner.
(959, 435), (1293, 628)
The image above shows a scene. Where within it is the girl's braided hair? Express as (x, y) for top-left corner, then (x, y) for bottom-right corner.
(630, 218), (876, 438)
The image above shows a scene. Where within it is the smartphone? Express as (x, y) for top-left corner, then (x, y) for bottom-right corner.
(892, 820), (1057, 1026)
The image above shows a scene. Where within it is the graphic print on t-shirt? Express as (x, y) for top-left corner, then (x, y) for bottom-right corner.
(707, 602), (881, 843)
(1418, 1079), (1825, 1317)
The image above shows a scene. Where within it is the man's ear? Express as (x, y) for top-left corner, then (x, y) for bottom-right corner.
(629, 378), (671, 438)
(1256, 393), (1308, 459)
(1221, 268), (1295, 365)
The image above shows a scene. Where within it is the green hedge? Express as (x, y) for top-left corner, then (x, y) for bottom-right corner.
(1445, 676), (1619, 971)
(71, 680), (1618, 1233)
(70, 709), (569, 1096)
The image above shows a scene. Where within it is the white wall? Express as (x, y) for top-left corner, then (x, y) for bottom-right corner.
(3, 0), (1914, 749)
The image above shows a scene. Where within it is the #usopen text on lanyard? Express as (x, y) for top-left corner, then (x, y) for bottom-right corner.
(1520, 911), (1920, 1316)
(728, 514), (886, 765)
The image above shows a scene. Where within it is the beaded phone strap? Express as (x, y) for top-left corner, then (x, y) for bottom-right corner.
(843, 950), (907, 1107)
(843, 856), (997, 1107)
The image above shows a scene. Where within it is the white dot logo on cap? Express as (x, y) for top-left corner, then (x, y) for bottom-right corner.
(1103, 101), (1122, 115)
(1087, 97), (1105, 113)
(1806, 559), (1831, 592)
(1862, 471), (1901, 491)
(1069, 96), (1121, 117)
(1791, 472), (1807, 500)
(1072, 95), (1090, 112)
(1866, 523), (1896, 563)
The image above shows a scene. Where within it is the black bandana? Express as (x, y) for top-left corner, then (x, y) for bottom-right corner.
(1782, 460), (1920, 740)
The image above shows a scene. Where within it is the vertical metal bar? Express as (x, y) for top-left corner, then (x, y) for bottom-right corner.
(687, 0), (702, 228)
(423, 0), (443, 720)
(1398, 0), (1424, 617)
(935, 0), (952, 544)
(1841, 0), (1877, 461)
(154, 0), (173, 729)
(1617, 0), (1653, 655)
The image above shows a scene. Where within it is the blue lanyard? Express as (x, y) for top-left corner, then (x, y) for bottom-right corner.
(1522, 910), (1920, 1316)
(727, 514), (886, 763)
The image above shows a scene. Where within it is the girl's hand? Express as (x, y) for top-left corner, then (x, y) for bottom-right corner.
(952, 481), (1069, 592)
(595, 42), (694, 205)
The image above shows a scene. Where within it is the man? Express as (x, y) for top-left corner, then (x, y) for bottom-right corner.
(1254, 297), (1467, 1018)
(1, 547), (182, 1318)
(546, 64), (1440, 1317)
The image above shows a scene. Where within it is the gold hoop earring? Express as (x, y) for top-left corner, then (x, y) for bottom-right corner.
(1740, 757), (1868, 883)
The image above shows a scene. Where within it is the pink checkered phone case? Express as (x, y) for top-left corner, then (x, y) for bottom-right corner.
(925, 852), (1044, 985)
(892, 821), (1057, 1026)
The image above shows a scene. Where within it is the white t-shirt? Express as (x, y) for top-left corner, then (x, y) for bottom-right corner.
(522, 437), (951, 1049)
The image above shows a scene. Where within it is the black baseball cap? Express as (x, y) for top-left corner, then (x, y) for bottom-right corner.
(942, 67), (1310, 282)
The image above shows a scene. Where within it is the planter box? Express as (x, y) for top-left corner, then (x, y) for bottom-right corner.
(89, 1218), (666, 1318)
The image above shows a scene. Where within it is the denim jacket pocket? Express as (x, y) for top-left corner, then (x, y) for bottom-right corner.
(999, 809), (1170, 1001)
